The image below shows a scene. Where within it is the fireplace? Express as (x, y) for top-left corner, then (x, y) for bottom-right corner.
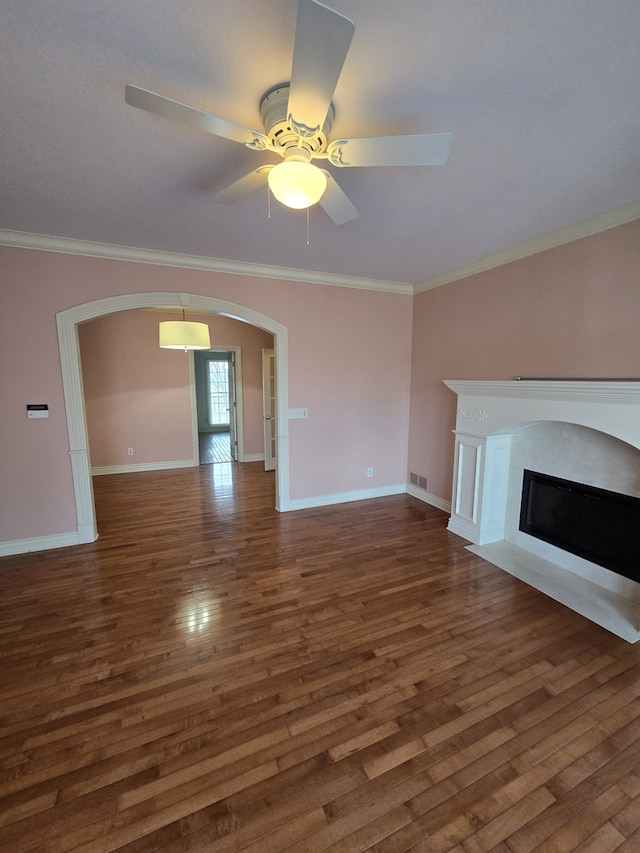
(519, 469), (640, 583)
(444, 380), (640, 642)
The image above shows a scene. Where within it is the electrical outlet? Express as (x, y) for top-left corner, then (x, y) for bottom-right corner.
(367, 467), (373, 477)
(127, 447), (134, 456)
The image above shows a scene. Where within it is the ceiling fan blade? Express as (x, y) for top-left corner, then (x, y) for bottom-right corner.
(328, 132), (454, 168)
(210, 166), (272, 204)
(287, 0), (355, 137)
(125, 85), (267, 147)
(319, 172), (359, 225)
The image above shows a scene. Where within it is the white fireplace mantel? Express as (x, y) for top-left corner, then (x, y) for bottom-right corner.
(445, 379), (640, 405)
(443, 379), (640, 642)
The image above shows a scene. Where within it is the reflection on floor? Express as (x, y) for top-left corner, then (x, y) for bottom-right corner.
(198, 432), (232, 464)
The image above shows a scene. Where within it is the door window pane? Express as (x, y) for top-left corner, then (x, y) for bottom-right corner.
(208, 360), (230, 426)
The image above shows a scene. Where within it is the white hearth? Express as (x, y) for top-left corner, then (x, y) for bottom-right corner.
(444, 380), (640, 642)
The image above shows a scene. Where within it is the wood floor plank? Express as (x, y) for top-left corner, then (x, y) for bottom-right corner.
(1, 464), (639, 851)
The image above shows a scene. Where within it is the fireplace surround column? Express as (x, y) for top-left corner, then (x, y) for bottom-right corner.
(448, 431), (513, 545)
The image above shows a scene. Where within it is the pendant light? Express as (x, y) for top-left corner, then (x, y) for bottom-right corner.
(159, 310), (211, 351)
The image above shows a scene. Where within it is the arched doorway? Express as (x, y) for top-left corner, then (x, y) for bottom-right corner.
(56, 292), (289, 543)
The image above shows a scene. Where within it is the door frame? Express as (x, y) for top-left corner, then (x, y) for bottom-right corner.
(56, 292), (290, 544)
(193, 347), (243, 462)
(262, 347), (277, 471)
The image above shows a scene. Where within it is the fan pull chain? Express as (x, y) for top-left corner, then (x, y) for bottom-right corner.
(266, 187), (312, 245)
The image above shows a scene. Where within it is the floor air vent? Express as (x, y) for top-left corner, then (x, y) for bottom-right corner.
(410, 473), (429, 491)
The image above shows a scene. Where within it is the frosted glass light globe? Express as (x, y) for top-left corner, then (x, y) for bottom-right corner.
(268, 159), (327, 209)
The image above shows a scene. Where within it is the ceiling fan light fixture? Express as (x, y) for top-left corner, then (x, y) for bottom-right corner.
(126, 0), (453, 227)
(159, 320), (211, 351)
(267, 154), (327, 209)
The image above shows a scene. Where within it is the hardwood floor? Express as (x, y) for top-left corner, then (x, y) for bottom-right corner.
(198, 433), (232, 464)
(1, 463), (639, 852)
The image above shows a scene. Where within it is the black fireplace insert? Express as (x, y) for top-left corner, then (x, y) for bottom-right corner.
(519, 469), (640, 583)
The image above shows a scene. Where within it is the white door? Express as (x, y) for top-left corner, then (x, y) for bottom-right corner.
(262, 348), (276, 471)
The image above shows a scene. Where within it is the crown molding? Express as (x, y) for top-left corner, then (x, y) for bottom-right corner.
(4, 199), (638, 297)
(415, 199), (640, 293)
(0, 230), (412, 295)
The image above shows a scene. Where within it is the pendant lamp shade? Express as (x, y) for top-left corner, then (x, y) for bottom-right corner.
(159, 320), (211, 350)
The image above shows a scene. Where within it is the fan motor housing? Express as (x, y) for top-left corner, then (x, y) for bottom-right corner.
(259, 84), (334, 155)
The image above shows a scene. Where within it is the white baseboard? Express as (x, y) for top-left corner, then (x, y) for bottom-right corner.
(92, 459), (196, 476)
(406, 484), (451, 514)
(240, 454), (265, 463)
(289, 483), (406, 511)
(0, 532), (80, 557)
(288, 483), (452, 513)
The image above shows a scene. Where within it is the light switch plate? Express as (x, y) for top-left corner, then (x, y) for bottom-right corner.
(27, 404), (49, 419)
(288, 408), (308, 419)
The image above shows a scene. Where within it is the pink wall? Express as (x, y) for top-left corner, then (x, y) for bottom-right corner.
(79, 310), (194, 467)
(408, 219), (640, 502)
(287, 285), (413, 496)
(79, 310), (272, 467)
(0, 247), (413, 544)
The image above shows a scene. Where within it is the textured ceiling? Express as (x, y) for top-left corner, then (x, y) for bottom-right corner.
(1, 0), (639, 285)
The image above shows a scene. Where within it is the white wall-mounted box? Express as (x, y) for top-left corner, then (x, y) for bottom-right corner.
(27, 404), (49, 419)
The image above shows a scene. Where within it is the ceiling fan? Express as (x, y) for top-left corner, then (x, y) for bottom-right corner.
(125, 0), (453, 225)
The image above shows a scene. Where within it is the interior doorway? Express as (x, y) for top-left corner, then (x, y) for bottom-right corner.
(194, 350), (238, 464)
(57, 292), (291, 545)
